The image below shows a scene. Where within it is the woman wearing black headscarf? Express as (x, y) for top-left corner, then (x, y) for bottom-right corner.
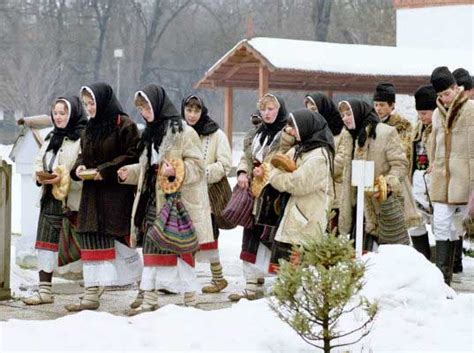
(337, 99), (409, 250)
(119, 85), (212, 314)
(304, 93), (345, 232)
(65, 83), (142, 312)
(268, 109), (335, 270)
(229, 93), (288, 302)
(181, 94), (232, 294)
(23, 96), (87, 305)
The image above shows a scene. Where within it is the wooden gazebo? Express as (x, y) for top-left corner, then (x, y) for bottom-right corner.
(195, 37), (473, 144)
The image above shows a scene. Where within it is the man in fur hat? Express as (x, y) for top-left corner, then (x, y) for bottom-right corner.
(374, 82), (422, 232)
(453, 68), (474, 100)
(409, 85), (437, 261)
(373, 82), (413, 163)
(429, 66), (474, 286)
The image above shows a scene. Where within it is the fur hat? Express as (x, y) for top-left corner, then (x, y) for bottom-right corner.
(453, 68), (473, 90)
(431, 66), (456, 93)
(414, 85), (437, 111)
(373, 82), (396, 103)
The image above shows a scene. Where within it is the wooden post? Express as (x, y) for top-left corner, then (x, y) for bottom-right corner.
(224, 87), (234, 149)
(0, 158), (12, 301)
(259, 65), (269, 99)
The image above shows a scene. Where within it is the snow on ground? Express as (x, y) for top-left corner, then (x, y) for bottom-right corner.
(1, 144), (473, 352)
(2, 241), (473, 352)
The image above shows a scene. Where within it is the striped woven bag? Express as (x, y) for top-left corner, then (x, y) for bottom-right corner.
(377, 195), (410, 245)
(221, 185), (254, 229)
(148, 192), (198, 254)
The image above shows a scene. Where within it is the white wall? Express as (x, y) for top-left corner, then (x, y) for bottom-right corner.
(397, 5), (474, 51)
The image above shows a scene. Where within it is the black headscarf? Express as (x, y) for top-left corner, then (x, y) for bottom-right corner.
(181, 94), (219, 136)
(82, 82), (127, 143)
(340, 99), (380, 148)
(256, 94), (288, 145)
(45, 95), (88, 154)
(291, 109), (335, 191)
(291, 109), (335, 157)
(305, 93), (344, 136)
(136, 84), (183, 163)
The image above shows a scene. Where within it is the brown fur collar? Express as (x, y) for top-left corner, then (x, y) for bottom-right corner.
(386, 113), (412, 133)
(436, 87), (469, 130)
(413, 121), (432, 143)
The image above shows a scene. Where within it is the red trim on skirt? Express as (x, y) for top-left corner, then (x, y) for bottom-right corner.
(268, 263), (279, 274)
(199, 240), (218, 251)
(35, 241), (58, 251)
(240, 251), (257, 264)
(81, 248), (115, 261)
(144, 253), (195, 267)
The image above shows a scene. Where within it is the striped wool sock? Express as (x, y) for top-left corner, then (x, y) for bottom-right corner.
(210, 262), (224, 282)
(184, 291), (197, 307)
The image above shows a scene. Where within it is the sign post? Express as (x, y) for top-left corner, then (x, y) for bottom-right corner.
(351, 160), (374, 258)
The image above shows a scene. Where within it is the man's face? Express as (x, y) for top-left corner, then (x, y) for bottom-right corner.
(417, 110), (433, 125)
(374, 101), (394, 119)
(438, 86), (458, 106)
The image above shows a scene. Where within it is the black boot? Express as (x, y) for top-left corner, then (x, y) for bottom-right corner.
(435, 240), (455, 286)
(453, 237), (463, 273)
(411, 233), (431, 261)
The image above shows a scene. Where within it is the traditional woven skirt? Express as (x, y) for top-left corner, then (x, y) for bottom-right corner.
(268, 240), (293, 274)
(35, 187), (63, 252)
(140, 189), (197, 292)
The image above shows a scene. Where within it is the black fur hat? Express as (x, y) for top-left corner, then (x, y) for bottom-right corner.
(431, 66), (456, 93)
(453, 68), (473, 90)
(373, 82), (396, 103)
(414, 85), (437, 111)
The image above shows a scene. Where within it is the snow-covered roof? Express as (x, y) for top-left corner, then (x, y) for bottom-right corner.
(197, 37), (473, 93)
(246, 37), (473, 76)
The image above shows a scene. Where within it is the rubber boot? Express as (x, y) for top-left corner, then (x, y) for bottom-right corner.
(435, 240), (455, 286)
(453, 237), (463, 273)
(411, 233), (431, 261)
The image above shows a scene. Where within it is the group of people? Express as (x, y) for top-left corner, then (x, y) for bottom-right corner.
(22, 64), (473, 314)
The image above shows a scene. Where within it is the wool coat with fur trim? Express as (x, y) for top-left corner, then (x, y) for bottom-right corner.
(122, 123), (213, 247)
(270, 147), (333, 244)
(383, 113), (422, 228)
(429, 87), (474, 204)
(35, 138), (83, 211)
(199, 129), (232, 185)
(338, 124), (409, 236)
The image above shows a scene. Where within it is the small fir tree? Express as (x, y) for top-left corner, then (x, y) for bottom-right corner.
(270, 232), (378, 353)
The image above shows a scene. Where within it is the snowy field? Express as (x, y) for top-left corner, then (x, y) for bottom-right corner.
(1, 144), (473, 352)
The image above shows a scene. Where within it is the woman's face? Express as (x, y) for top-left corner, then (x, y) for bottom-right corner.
(260, 101), (279, 124)
(305, 99), (318, 113)
(52, 102), (69, 129)
(138, 103), (154, 122)
(83, 95), (96, 118)
(184, 105), (202, 126)
(341, 109), (355, 130)
(286, 124), (300, 141)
